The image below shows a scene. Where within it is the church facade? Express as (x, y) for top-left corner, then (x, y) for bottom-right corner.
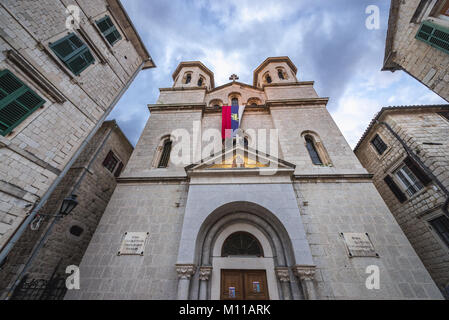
(66, 57), (443, 300)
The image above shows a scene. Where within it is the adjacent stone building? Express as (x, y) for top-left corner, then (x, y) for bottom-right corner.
(0, 0), (154, 266)
(354, 105), (449, 299)
(0, 120), (133, 299)
(66, 57), (443, 300)
(383, 0), (449, 102)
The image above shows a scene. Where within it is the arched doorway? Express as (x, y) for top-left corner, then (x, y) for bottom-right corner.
(190, 202), (305, 300)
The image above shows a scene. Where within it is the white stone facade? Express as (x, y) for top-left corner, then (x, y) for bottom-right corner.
(0, 0), (154, 251)
(67, 57), (443, 300)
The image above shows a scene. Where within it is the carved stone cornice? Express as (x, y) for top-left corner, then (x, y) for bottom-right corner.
(198, 266), (213, 281)
(292, 265), (316, 281)
(175, 264), (196, 280)
(275, 267), (290, 282)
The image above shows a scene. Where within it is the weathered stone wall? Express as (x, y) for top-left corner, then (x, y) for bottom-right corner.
(64, 182), (188, 300)
(355, 109), (449, 296)
(388, 0), (449, 101)
(0, 121), (133, 294)
(294, 180), (441, 299)
(0, 0), (146, 249)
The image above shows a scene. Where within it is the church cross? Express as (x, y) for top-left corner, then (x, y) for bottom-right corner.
(229, 74), (239, 81)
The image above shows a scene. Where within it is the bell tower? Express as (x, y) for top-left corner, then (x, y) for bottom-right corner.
(172, 61), (215, 90)
(253, 56), (298, 88)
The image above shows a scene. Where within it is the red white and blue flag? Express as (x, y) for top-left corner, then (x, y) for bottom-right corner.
(222, 103), (245, 139)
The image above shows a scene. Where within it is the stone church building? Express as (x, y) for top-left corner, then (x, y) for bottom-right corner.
(67, 57), (443, 300)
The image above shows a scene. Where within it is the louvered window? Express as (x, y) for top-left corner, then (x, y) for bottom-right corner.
(0, 70), (46, 136)
(416, 21), (449, 55)
(96, 16), (122, 46)
(394, 164), (424, 197)
(50, 33), (95, 75)
(103, 151), (119, 173)
(371, 134), (388, 155)
(384, 175), (407, 203)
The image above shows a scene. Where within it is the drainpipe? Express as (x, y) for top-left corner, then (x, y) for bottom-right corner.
(0, 61), (144, 266)
(376, 120), (449, 219)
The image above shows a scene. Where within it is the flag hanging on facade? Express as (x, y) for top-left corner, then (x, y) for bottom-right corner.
(222, 105), (240, 139)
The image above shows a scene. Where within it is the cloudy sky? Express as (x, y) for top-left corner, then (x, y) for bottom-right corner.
(108, 0), (447, 148)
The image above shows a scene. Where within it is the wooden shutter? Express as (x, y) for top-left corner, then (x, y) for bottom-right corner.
(50, 33), (95, 75)
(0, 70), (45, 136)
(114, 162), (124, 177)
(384, 175), (407, 203)
(404, 156), (432, 186)
(416, 21), (449, 54)
(96, 16), (122, 46)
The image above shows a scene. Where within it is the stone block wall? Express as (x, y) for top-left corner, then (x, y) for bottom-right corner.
(64, 182), (188, 300)
(294, 180), (442, 299)
(355, 109), (449, 296)
(387, 0), (449, 101)
(0, 0), (149, 249)
(0, 121), (133, 294)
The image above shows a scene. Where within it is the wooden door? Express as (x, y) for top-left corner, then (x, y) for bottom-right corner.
(221, 270), (269, 300)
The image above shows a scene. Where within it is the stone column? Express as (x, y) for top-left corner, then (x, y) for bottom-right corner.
(198, 266), (213, 300)
(293, 265), (317, 300)
(176, 264), (196, 300)
(275, 267), (292, 300)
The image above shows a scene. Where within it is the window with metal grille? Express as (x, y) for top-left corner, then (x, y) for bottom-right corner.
(394, 164), (424, 197)
(103, 151), (119, 173)
(429, 215), (449, 248)
(222, 232), (263, 257)
(0, 70), (46, 136)
(305, 135), (323, 165)
(371, 134), (388, 155)
(96, 16), (122, 46)
(231, 98), (239, 107)
(158, 139), (172, 168)
(50, 33), (95, 75)
(416, 21), (449, 55)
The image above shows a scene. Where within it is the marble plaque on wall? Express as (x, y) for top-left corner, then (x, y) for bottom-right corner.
(118, 232), (149, 256)
(341, 233), (378, 258)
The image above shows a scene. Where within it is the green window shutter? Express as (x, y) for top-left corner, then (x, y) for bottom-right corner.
(0, 70), (46, 136)
(50, 33), (95, 75)
(416, 21), (449, 54)
(96, 16), (122, 46)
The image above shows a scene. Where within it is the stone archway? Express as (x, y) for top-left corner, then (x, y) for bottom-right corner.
(179, 201), (315, 300)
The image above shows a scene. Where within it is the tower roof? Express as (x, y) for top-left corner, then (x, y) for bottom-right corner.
(172, 61), (215, 88)
(253, 57), (298, 86)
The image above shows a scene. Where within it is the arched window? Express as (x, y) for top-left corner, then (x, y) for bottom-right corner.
(266, 75), (272, 84)
(158, 139), (172, 168)
(197, 76), (205, 87)
(278, 69), (284, 80)
(222, 232), (263, 257)
(305, 135), (323, 165)
(231, 98), (239, 107)
(184, 73), (192, 84)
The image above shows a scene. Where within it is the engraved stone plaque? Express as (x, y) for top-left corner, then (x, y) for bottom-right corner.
(118, 232), (149, 256)
(341, 233), (378, 258)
